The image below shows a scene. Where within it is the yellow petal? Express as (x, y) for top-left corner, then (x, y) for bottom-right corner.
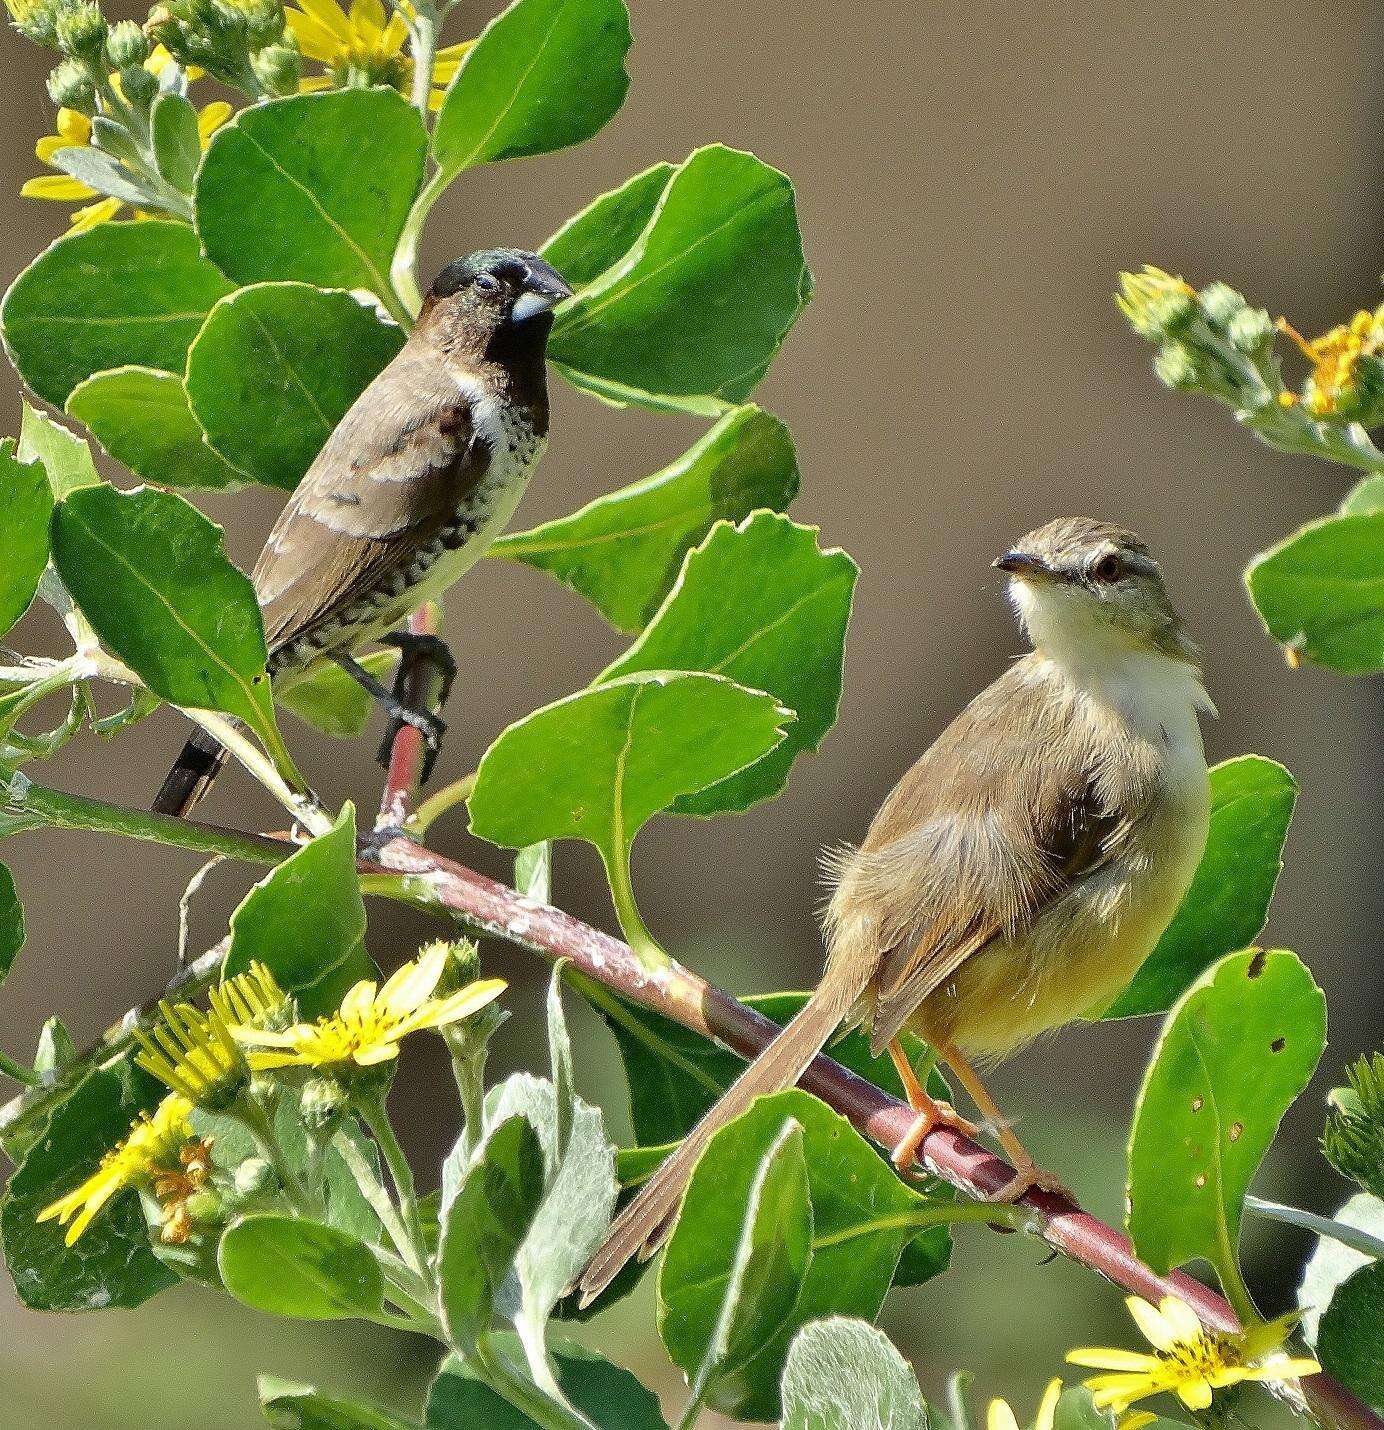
(379, 11), (409, 52)
(428, 86), (447, 112)
(284, 11), (345, 63)
(292, 0), (353, 42)
(1154, 1296), (1203, 1345)
(353, 1041), (401, 1066)
(1034, 1378), (1062, 1430)
(986, 1402), (1019, 1430)
(348, 0), (387, 42)
(1175, 1380), (1213, 1412)
(35, 135), (66, 164)
(1067, 1349), (1156, 1372)
(298, 74), (334, 93)
(197, 101), (233, 143)
(1126, 1296), (1179, 1352)
(379, 945), (447, 1014)
(57, 108), (92, 143)
(340, 979), (379, 1020)
(69, 198), (124, 230)
(396, 978), (506, 1035)
(1118, 1414), (1156, 1430)
(21, 174), (99, 201)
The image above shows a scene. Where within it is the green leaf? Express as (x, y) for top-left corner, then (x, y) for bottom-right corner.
(602, 514), (855, 812)
(432, 0), (631, 178)
(468, 671), (790, 905)
(1127, 950), (1326, 1292)
(664, 1088), (942, 1421)
(1340, 474), (1384, 516)
(1300, 1194), (1384, 1344)
(219, 1215), (384, 1320)
(185, 282), (404, 490)
(515, 842), (552, 902)
(437, 1115), (547, 1355)
(259, 1377), (423, 1429)
(34, 1016), (76, 1077)
(427, 1342), (667, 1429)
(661, 1118), (812, 1414)
(150, 92), (201, 192)
(0, 439), (52, 636)
(0, 861), (22, 987)
(0, 1058), (175, 1311)
(1, 220), (234, 407)
(280, 650), (399, 738)
(50, 483), (283, 743)
(1319, 1261), (1384, 1411)
(547, 966), (576, 1158)
(224, 804), (374, 1017)
(550, 146), (812, 415)
(780, 1317), (927, 1430)
(1103, 757), (1297, 1018)
(196, 91), (425, 307)
(1245, 510), (1384, 675)
(18, 402), (100, 500)
(67, 367), (244, 491)
(492, 406), (800, 633)
(540, 163), (675, 292)
(1052, 1388), (1121, 1430)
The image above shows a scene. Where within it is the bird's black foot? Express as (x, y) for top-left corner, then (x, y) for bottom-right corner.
(374, 633), (457, 781)
(379, 632), (458, 706)
(375, 703), (447, 778)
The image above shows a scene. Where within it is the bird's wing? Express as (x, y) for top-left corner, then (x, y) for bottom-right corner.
(254, 351), (489, 654)
(826, 657), (1159, 1054)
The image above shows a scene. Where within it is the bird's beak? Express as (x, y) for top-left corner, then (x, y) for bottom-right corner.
(511, 258), (574, 322)
(993, 551), (1053, 579)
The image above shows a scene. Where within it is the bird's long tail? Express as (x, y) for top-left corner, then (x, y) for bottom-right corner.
(575, 947), (870, 1305)
(152, 726), (231, 817)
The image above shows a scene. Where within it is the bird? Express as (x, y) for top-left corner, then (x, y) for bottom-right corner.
(153, 247), (572, 818)
(578, 516), (1215, 1304)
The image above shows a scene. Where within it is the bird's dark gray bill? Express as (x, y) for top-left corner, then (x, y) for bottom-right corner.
(993, 551), (1050, 577)
(512, 257), (573, 321)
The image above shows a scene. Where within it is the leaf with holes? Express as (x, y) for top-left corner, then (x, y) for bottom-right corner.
(601, 513), (855, 812)
(492, 407), (800, 634)
(0, 439), (52, 637)
(17, 403), (99, 499)
(196, 90), (425, 307)
(185, 283), (403, 490)
(1127, 950), (1325, 1294)
(1103, 757), (1296, 1018)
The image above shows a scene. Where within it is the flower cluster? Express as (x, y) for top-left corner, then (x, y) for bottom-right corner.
(1278, 308), (1384, 421)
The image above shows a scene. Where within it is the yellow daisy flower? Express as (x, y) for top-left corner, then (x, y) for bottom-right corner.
(1067, 1295), (1321, 1416)
(987, 1377), (1063, 1430)
(287, 0), (470, 111)
(22, 92), (231, 230)
(37, 1093), (196, 1245)
(1278, 308), (1384, 417)
(236, 943), (505, 1071)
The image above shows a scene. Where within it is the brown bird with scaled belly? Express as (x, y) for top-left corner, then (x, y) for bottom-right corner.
(578, 518), (1215, 1303)
(153, 248), (572, 817)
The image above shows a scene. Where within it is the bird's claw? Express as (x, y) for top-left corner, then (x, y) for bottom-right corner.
(992, 1162), (1073, 1205)
(890, 1100), (981, 1173)
(375, 706), (447, 775)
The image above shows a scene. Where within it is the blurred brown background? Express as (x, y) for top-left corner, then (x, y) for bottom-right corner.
(1, 1), (1381, 1425)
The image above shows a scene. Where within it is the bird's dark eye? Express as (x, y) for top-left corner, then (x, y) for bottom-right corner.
(1091, 553), (1124, 583)
(473, 272), (501, 295)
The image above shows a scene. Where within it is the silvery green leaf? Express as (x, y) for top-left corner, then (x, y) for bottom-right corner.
(1300, 1193), (1384, 1343)
(48, 146), (155, 207)
(515, 841), (552, 902)
(547, 964), (575, 1161)
(780, 1318), (927, 1430)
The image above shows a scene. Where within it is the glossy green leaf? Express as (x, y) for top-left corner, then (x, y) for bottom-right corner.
(66, 366), (244, 491)
(150, 92), (201, 191)
(0, 862), (22, 987)
(432, 0), (630, 177)
(259, 1377), (423, 1429)
(280, 650), (399, 737)
(1319, 1261), (1384, 1411)
(437, 1115), (546, 1355)
(0, 1058), (175, 1311)
(540, 163), (675, 292)
(196, 91), (425, 305)
(468, 671), (791, 894)
(185, 282), (404, 491)
(1103, 757), (1297, 1018)
(17, 403), (100, 499)
(50, 484), (282, 746)
(1340, 475), (1384, 516)
(0, 439), (52, 636)
(602, 513), (855, 812)
(551, 146), (812, 415)
(780, 1317), (927, 1430)
(1127, 950), (1326, 1289)
(664, 1089), (943, 1421)
(1, 220), (233, 406)
(1299, 1194), (1384, 1344)
(426, 1341), (667, 1429)
(492, 406), (800, 633)
(661, 1118), (811, 1413)
(224, 805), (373, 1017)
(219, 1215), (384, 1320)
(1245, 510), (1384, 675)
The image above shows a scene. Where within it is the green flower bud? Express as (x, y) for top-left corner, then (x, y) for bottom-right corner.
(299, 1076), (347, 1133)
(237, 0), (283, 46)
(1116, 267), (1196, 341)
(8, 0), (65, 46)
(1198, 281), (1246, 328)
(53, 0), (106, 59)
(183, 1188), (224, 1225)
(46, 56), (95, 111)
(252, 38), (299, 94)
(104, 17), (148, 67)
(1226, 306), (1274, 356)
(118, 60), (158, 105)
(231, 1156), (278, 1198)
(1153, 340), (1201, 392)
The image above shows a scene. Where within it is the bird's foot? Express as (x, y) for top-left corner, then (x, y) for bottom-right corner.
(375, 704), (447, 778)
(380, 632), (458, 704)
(890, 1099), (981, 1173)
(991, 1159), (1073, 1205)
(375, 632), (456, 781)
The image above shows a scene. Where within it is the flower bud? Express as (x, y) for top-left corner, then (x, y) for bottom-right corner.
(236, 0), (283, 46)
(1226, 306), (1274, 356)
(53, 0), (106, 59)
(7, 0), (64, 45)
(1153, 340), (1200, 392)
(299, 1076), (346, 1133)
(252, 38), (299, 94)
(183, 1188), (223, 1225)
(1198, 281), (1246, 328)
(232, 1156), (278, 1198)
(46, 56), (95, 111)
(118, 60), (158, 104)
(104, 16), (148, 66)
(1116, 267), (1196, 341)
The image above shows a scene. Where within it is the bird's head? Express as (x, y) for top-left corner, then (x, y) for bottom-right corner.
(420, 248), (572, 360)
(994, 517), (1200, 667)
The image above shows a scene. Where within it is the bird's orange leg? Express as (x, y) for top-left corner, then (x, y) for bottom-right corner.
(932, 1037), (1071, 1202)
(885, 1038), (979, 1173)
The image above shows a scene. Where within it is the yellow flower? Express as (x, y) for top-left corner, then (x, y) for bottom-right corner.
(287, 0), (471, 111)
(236, 943), (505, 1070)
(987, 1377), (1062, 1430)
(21, 90), (230, 229)
(1278, 307), (1384, 417)
(1067, 1295), (1321, 1415)
(37, 1093), (195, 1245)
